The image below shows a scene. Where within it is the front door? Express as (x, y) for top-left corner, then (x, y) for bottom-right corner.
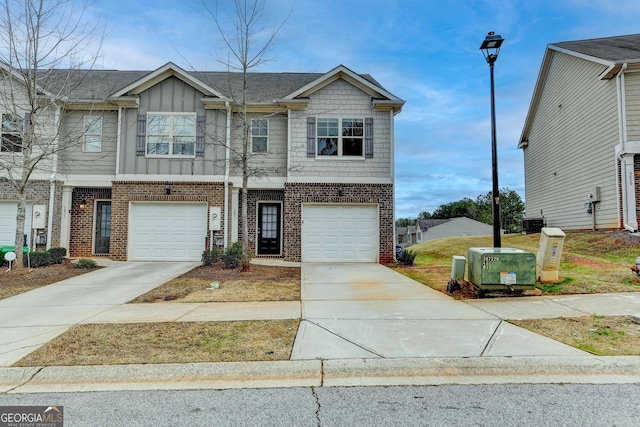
(257, 203), (281, 255)
(95, 201), (111, 254)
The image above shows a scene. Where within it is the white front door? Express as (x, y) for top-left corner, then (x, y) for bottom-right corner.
(302, 204), (378, 262)
(129, 202), (207, 261)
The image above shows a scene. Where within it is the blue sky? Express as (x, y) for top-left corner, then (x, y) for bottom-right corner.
(87, 0), (640, 218)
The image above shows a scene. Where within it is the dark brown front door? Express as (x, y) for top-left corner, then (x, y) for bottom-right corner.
(257, 203), (281, 255)
(95, 201), (111, 254)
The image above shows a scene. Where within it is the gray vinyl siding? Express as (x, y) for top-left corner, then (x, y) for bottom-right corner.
(119, 76), (225, 176)
(238, 113), (287, 177)
(58, 111), (117, 175)
(289, 79), (392, 179)
(523, 51), (619, 230)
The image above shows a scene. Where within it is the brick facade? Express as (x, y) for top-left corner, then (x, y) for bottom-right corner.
(69, 188), (112, 257)
(283, 183), (394, 263)
(0, 180), (63, 250)
(108, 181), (226, 261)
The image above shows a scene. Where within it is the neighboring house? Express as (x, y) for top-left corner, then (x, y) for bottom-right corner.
(0, 63), (404, 263)
(395, 217), (493, 247)
(417, 217), (495, 242)
(519, 33), (640, 231)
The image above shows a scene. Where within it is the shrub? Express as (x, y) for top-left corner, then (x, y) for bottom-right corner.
(74, 258), (97, 269)
(48, 247), (67, 264)
(26, 251), (52, 268)
(202, 249), (220, 266)
(397, 248), (417, 266)
(222, 241), (243, 269)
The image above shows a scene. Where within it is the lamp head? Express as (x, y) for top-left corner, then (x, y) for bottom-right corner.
(480, 31), (504, 65)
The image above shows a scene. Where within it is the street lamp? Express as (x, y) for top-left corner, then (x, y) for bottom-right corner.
(480, 31), (504, 248)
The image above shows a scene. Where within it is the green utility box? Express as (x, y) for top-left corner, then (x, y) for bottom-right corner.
(467, 247), (536, 291)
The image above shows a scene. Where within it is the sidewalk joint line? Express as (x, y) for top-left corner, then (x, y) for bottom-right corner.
(480, 320), (502, 356)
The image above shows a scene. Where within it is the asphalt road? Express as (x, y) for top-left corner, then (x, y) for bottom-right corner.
(1, 383), (639, 426)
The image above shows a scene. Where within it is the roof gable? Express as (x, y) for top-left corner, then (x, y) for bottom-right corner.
(111, 62), (226, 98)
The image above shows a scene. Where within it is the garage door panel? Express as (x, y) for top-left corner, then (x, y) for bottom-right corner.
(302, 205), (378, 263)
(130, 203), (207, 261)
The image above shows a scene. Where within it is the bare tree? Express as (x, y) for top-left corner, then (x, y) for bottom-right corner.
(205, 0), (291, 271)
(0, 0), (103, 267)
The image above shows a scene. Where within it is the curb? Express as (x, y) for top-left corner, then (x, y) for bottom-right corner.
(2, 356), (640, 393)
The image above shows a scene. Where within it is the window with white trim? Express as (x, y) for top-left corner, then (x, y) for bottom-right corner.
(1, 114), (23, 153)
(317, 118), (363, 157)
(251, 119), (268, 153)
(84, 116), (102, 152)
(146, 113), (196, 157)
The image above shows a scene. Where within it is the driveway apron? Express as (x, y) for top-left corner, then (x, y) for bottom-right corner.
(291, 263), (586, 360)
(0, 261), (198, 366)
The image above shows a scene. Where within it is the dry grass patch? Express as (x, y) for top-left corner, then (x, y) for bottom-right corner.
(130, 264), (300, 303)
(14, 320), (300, 366)
(0, 260), (97, 300)
(511, 316), (640, 355)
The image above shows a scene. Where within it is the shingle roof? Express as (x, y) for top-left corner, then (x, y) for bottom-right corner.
(36, 68), (384, 102)
(551, 33), (640, 62)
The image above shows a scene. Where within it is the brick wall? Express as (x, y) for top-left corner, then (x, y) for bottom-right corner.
(283, 183), (394, 263)
(69, 188), (112, 257)
(110, 181), (226, 261)
(0, 180), (63, 249)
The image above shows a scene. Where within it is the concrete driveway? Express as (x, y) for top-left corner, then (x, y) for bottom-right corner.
(291, 263), (586, 360)
(0, 261), (198, 366)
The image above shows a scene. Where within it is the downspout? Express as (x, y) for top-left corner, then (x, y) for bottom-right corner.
(616, 63), (637, 231)
(115, 107), (122, 175)
(223, 101), (231, 250)
(46, 104), (61, 250)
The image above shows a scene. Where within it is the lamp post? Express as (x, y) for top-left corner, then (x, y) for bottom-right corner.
(480, 31), (504, 248)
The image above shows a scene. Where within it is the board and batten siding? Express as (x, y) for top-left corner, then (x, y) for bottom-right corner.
(288, 78), (392, 180)
(523, 51), (619, 230)
(623, 72), (640, 141)
(58, 110), (117, 175)
(119, 76), (226, 176)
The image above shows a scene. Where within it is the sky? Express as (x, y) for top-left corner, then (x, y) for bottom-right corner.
(80, 0), (640, 218)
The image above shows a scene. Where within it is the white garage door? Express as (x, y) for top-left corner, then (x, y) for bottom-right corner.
(129, 202), (207, 261)
(302, 204), (378, 262)
(0, 201), (32, 246)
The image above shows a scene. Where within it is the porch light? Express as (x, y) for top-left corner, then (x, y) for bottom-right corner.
(165, 182), (172, 195)
(338, 184), (344, 197)
(80, 199), (87, 209)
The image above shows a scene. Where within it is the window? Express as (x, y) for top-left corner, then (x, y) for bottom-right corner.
(1, 114), (23, 153)
(146, 113), (196, 156)
(317, 118), (363, 157)
(251, 119), (268, 153)
(84, 116), (102, 152)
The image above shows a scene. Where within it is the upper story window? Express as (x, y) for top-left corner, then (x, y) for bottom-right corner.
(1, 114), (24, 153)
(146, 113), (196, 157)
(251, 119), (268, 153)
(84, 116), (102, 152)
(317, 118), (363, 157)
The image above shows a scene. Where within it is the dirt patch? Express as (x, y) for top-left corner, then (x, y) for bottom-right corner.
(14, 320), (300, 366)
(511, 316), (640, 355)
(0, 260), (98, 300)
(130, 264), (300, 303)
(563, 255), (616, 270)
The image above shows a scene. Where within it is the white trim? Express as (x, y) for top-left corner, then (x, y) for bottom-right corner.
(287, 176), (393, 184)
(231, 188), (239, 243)
(548, 44), (613, 68)
(114, 174), (227, 183)
(59, 187), (73, 251)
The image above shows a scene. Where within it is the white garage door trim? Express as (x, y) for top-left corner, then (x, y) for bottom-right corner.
(302, 204), (378, 262)
(128, 202), (207, 261)
(0, 201), (33, 247)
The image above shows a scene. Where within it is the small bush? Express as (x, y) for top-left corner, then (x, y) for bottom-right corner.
(222, 241), (243, 269)
(26, 251), (52, 268)
(75, 258), (97, 269)
(397, 248), (417, 266)
(202, 249), (220, 266)
(48, 247), (67, 264)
